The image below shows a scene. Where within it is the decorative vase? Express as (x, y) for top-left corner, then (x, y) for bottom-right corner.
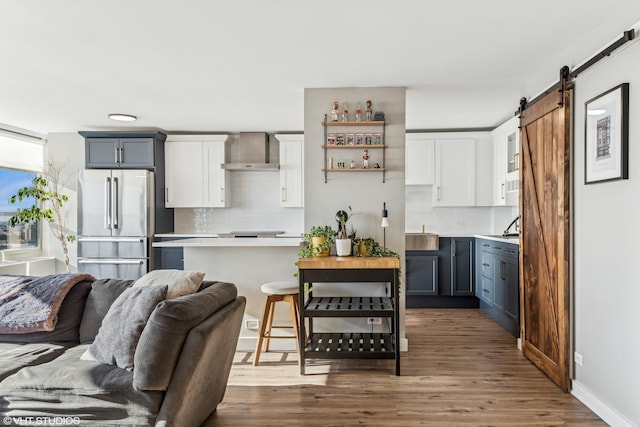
(336, 238), (352, 257)
(311, 236), (330, 257)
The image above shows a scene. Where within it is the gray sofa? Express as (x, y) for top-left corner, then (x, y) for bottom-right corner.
(0, 276), (246, 427)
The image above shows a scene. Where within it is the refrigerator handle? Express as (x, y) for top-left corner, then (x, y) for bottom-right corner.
(112, 177), (119, 229)
(105, 177), (112, 229)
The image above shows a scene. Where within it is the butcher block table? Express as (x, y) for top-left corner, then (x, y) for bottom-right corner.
(296, 256), (401, 375)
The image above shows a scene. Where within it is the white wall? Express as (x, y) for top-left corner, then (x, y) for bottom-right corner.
(572, 30), (640, 426)
(304, 87), (406, 340)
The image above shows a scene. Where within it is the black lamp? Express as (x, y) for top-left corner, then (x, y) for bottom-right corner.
(381, 202), (389, 250)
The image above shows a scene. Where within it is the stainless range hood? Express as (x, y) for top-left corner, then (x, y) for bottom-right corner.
(222, 132), (279, 170)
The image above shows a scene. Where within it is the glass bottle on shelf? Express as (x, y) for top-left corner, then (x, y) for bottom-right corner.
(355, 102), (362, 122)
(341, 102), (349, 122)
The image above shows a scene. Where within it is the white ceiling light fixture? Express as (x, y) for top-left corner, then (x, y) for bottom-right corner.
(108, 113), (137, 122)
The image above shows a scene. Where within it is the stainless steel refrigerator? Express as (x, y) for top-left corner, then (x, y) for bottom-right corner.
(77, 169), (155, 280)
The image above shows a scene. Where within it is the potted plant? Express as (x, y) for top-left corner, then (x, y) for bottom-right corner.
(299, 225), (337, 258)
(335, 210), (351, 257)
(8, 161), (76, 272)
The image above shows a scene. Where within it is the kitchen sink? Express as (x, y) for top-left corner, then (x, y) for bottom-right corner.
(405, 233), (439, 250)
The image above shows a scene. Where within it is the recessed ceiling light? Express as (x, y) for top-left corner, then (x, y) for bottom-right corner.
(108, 113), (137, 122)
(587, 109), (606, 116)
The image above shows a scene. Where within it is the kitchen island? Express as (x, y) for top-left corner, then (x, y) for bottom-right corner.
(297, 256), (401, 375)
(152, 236), (304, 350)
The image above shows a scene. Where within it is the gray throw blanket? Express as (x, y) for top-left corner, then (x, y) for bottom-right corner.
(0, 273), (95, 334)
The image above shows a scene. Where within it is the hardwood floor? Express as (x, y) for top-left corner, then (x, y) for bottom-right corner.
(204, 309), (603, 426)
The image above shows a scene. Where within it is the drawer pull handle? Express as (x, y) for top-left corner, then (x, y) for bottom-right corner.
(483, 289), (490, 293)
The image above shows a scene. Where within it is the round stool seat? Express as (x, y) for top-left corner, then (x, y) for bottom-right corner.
(261, 281), (298, 295)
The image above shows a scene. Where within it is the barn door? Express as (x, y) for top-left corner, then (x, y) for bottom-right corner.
(519, 85), (571, 391)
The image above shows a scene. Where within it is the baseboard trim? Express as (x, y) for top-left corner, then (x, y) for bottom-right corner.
(571, 380), (635, 427)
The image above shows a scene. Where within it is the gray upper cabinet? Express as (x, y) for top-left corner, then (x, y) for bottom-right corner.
(80, 131), (167, 169)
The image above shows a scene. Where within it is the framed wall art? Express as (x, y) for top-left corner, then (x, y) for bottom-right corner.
(584, 83), (629, 184)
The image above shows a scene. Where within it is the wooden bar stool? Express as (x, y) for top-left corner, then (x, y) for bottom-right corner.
(253, 281), (300, 366)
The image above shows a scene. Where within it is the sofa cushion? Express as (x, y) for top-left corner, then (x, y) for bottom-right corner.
(81, 285), (167, 371)
(0, 342), (71, 382)
(133, 281), (237, 391)
(132, 269), (204, 299)
(0, 280), (92, 343)
(0, 345), (163, 426)
(79, 279), (134, 344)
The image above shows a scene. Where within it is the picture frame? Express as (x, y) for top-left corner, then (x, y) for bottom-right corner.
(326, 133), (336, 145)
(346, 133), (355, 145)
(585, 83), (629, 184)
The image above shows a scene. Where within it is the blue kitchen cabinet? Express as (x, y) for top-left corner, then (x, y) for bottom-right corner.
(475, 237), (519, 337)
(406, 237), (477, 308)
(153, 237), (186, 270)
(406, 251), (438, 296)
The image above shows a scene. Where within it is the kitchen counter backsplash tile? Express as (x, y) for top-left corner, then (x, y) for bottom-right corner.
(174, 172), (304, 235)
(405, 186), (518, 235)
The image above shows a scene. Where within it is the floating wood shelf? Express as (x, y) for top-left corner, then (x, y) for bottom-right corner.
(322, 168), (386, 172)
(321, 121), (386, 126)
(322, 144), (386, 149)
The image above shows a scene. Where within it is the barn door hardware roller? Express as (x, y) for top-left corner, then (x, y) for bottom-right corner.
(558, 66), (570, 106)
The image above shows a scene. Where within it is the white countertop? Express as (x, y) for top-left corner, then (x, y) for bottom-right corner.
(152, 237), (304, 248)
(155, 233), (303, 238)
(474, 234), (520, 245)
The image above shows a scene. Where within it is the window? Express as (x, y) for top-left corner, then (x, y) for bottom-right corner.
(0, 167), (39, 251)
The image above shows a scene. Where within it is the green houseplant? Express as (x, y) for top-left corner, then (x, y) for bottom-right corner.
(8, 161), (76, 272)
(299, 225), (337, 258)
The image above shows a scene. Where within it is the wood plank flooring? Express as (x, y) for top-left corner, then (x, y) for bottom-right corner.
(203, 309), (603, 426)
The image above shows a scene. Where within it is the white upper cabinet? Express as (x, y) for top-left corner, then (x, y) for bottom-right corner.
(433, 139), (476, 206)
(405, 134), (435, 185)
(203, 139), (229, 207)
(492, 117), (519, 206)
(165, 136), (228, 208)
(276, 134), (304, 207)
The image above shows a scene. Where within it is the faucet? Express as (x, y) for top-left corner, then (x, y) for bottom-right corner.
(503, 215), (520, 237)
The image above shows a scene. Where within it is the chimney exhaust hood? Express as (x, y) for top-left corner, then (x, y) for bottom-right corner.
(222, 132), (279, 171)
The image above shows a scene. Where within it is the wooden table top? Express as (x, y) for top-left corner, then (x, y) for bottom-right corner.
(297, 256), (400, 269)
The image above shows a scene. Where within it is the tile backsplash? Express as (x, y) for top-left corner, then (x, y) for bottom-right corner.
(405, 186), (518, 235)
(174, 172), (304, 235)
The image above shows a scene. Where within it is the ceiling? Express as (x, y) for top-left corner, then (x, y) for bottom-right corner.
(2, 1), (640, 136)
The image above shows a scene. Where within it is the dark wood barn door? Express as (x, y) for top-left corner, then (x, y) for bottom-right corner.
(519, 85), (572, 391)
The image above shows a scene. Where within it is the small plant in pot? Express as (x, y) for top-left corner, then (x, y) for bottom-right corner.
(335, 209), (351, 257)
(299, 225), (337, 258)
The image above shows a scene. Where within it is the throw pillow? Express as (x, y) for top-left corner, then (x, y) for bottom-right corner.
(79, 279), (134, 343)
(81, 284), (167, 371)
(132, 269), (204, 299)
